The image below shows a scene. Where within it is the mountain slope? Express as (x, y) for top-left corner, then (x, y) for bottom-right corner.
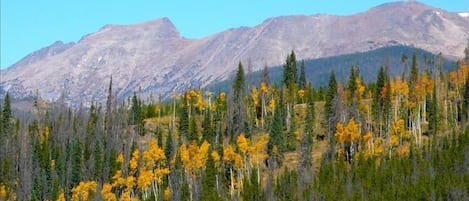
(1, 1), (468, 105)
(209, 45), (456, 92)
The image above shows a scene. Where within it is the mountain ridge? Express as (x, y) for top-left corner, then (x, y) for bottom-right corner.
(1, 1), (468, 106)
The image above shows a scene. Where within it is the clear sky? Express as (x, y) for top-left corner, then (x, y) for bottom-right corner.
(1, 0), (468, 69)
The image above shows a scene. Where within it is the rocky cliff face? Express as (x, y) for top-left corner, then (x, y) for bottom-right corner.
(1, 1), (468, 105)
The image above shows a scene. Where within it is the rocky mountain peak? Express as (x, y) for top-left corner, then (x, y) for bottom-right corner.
(1, 2), (468, 106)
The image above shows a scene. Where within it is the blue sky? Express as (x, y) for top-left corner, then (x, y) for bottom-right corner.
(1, 0), (468, 69)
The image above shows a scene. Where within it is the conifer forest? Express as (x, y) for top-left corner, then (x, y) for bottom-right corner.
(1, 51), (469, 201)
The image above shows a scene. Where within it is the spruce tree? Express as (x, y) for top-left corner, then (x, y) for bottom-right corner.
(165, 127), (173, 159)
(179, 92), (190, 140)
(268, 96), (285, 156)
(298, 60), (306, 89)
(428, 86), (438, 135)
(231, 62), (245, 138)
(324, 71), (338, 135)
(70, 140), (82, 189)
(409, 52), (419, 90)
(283, 51), (298, 87)
(2, 92), (11, 134)
(200, 153), (221, 201)
(202, 109), (214, 143)
(242, 168), (265, 201)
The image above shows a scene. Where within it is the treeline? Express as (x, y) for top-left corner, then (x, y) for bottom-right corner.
(0, 49), (468, 201)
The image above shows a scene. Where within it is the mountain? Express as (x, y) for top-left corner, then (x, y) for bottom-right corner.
(1, 1), (468, 106)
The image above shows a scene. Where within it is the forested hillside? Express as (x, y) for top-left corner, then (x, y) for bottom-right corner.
(0, 50), (468, 201)
(210, 45), (456, 93)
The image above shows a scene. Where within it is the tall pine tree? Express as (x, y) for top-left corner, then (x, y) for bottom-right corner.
(231, 62), (245, 139)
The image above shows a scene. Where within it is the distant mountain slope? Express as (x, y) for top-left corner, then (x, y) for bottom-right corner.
(209, 45), (456, 92)
(1, 1), (468, 106)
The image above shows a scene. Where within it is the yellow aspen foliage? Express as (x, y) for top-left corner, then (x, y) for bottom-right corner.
(374, 137), (384, 155)
(218, 92), (226, 103)
(421, 73), (433, 94)
(180, 141), (211, 173)
(137, 169), (153, 191)
(71, 181), (98, 201)
(236, 133), (250, 155)
(143, 140), (166, 169)
(211, 150), (220, 165)
(195, 141), (210, 170)
(0, 184), (16, 201)
(356, 78), (365, 99)
(363, 132), (373, 142)
(111, 170), (126, 187)
(180, 144), (190, 170)
(125, 176), (136, 189)
(120, 189), (131, 201)
(189, 89), (197, 98)
(449, 71), (457, 87)
(390, 135), (399, 147)
(224, 144), (243, 169)
(346, 118), (360, 142)
(251, 87), (260, 107)
(391, 119), (406, 137)
(195, 89), (204, 111)
(252, 135), (268, 164)
(268, 98), (275, 111)
(154, 168), (170, 183)
(101, 183), (117, 201)
(164, 187), (171, 201)
(335, 122), (346, 144)
(260, 82), (268, 93)
(397, 142), (410, 157)
(56, 190), (66, 201)
(50, 159), (55, 170)
(0, 185), (6, 199)
(223, 145), (237, 163)
(129, 149), (139, 174)
(297, 89), (305, 99)
(41, 126), (50, 144)
(117, 153), (124, 165)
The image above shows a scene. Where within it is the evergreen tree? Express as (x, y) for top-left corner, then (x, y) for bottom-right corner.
(165, 127), (174, 159)
(130, 92), (144, 135)
(428, 86), (438, 135)
(347, 65), (360, 119)
(105, 76), (113, 136)
(2, 92), (11, 134)
(200, 152), (221, 201)
(298, 60), (307, 89)
(409, 52), (419, 90)
(242, 168), (265, 201)
(70, 140), (83, 189)
(202, 109), (214, 143)
(283, 51), (298, 87)
(324, 71), (338, 135)
(94, 142), (103, 182)
(189, 115), (199, 142)
(231, 62), (245, 138)
(268, 96), (285, 156)
(179, 92), (190, 140)
(401, 54), (408, 79)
